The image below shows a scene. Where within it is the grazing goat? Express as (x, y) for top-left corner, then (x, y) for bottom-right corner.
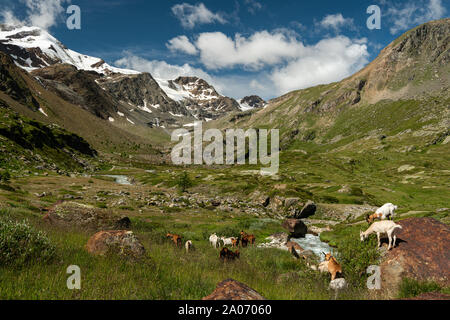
(209, 233), (219, 249)
(240, 231), (256, 247)
(185, 240), (194, 253)
(166, 233), (182, 247)
(220, 237), (237, 247)
(231, 238), (239, 248)
(323, 253), (343, 281)
(366, 203), (398, 224)
(360, 220), (402, 250)
(219, 247), (240, 261)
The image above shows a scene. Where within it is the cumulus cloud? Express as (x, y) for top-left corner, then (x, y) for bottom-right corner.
(386, 0), (447, 35)
(171, 3), (226, 29)
(195, 30), (305, 70)
(166, 35), (198, 55)
(114, 53), (212, 82)
(270, 36), (369, 95)
(319, 13), (354, 31)
(0, 0), (70, 30)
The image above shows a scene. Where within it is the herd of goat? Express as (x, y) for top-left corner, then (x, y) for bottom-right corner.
(165, 203), (403, 281)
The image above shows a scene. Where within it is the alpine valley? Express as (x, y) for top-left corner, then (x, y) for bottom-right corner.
(0, 16), (448, 301)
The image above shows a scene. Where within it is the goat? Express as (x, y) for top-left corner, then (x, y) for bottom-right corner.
(220, 237), (237, 247)
(323, 253), (343, 281)
(360, 220), (402, 250)
(366, 203), (398, 224)
(185, 240), (194, 253)
(231, 238), (239, 248)
(166, 233), (182, 248)
(209, 233), (219, 249)
(240, 231), (255, 247)
(219, 247), (240, 261)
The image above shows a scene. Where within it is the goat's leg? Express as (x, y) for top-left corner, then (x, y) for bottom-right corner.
(388, 234), (392, 251)
(377, 233), (381, 248)
(393, 235), (397, 248)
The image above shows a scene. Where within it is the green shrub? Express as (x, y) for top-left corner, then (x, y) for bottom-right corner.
(397, 278), (441, 299)
(337, 236), (380, 287)
(176, 172), (193, 193)
(0, 219), (56, 267)
(0, 170), (11, 183)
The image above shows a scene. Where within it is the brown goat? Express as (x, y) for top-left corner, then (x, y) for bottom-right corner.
(166, 233), (182, 248)
(366, 213), (383, 224)
(324, 253), (343, 281)
(219, 247), (240, 261)
(240, 231), (256, 247)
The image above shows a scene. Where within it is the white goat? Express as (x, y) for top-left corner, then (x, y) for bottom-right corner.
(185, 240), (194, 253)
(360, 220), (402, 250)
(376, 203), (398, 220)
(209, 233), (219, 249)
(220, 237), (236, 247)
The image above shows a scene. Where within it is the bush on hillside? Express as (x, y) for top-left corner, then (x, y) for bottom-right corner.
(0, 218), (56, 267)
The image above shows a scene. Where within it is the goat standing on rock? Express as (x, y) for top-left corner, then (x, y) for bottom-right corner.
(360, 220), (402, 250)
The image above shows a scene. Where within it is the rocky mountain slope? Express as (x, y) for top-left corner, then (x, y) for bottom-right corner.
(215, 19), (449, 153)
(239, 95), (267, 111)
(166, 76), (241, 120)
(0, 24), (246, 126)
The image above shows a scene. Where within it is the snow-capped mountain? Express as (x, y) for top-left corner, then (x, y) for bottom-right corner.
(0, 24), (138, 75)
(164, 77), (241, 120)
(239, 95), (267, 111)
(0, 24), (251, 125)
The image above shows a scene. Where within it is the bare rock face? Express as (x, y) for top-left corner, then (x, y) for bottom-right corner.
(86, 230), (145, 258)
(282, 219), (308, 238)
(43, 201), (131, 231)
(202, 279), (266, 300)
(380, 217), (450, 297)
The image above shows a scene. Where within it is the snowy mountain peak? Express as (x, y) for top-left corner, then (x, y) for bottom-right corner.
(0, 24), (139, 75)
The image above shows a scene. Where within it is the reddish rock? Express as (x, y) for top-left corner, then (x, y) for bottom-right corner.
(380, 217), (450, 296)
(86, 230), (145, 259)
(203, 279), (266, 300)
(282, 219), (307, 238)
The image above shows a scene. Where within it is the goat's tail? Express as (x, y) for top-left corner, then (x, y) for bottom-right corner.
(394, 224), (403, 230)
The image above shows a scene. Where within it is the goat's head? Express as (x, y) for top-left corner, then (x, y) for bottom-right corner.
(324, 253), (332, 261)
(360, 230), (366, 242)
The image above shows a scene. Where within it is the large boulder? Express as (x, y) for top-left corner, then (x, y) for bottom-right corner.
(86, 230), (145, 259)
(202, 279), (266, 300)
(294, 201), (317, 219)
(282, 219), (308, 238)
(380, 218), (450, 297)
(43, 201), (131, 230)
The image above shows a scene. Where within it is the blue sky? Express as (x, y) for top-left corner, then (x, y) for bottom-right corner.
(1, 0), (448, 99)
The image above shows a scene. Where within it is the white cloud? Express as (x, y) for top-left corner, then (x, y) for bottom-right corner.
(386, 0), (447, 35)
(0, 0), (69, 30)
(245, 0), (263, 15)
(166, 35), (198, 55)
(270, 36), (369, 95)
(171, 3), (226, 29)
(114, 53), (212, 82)
(319, 13), (354, 31)
(195, 30), (305, 70)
